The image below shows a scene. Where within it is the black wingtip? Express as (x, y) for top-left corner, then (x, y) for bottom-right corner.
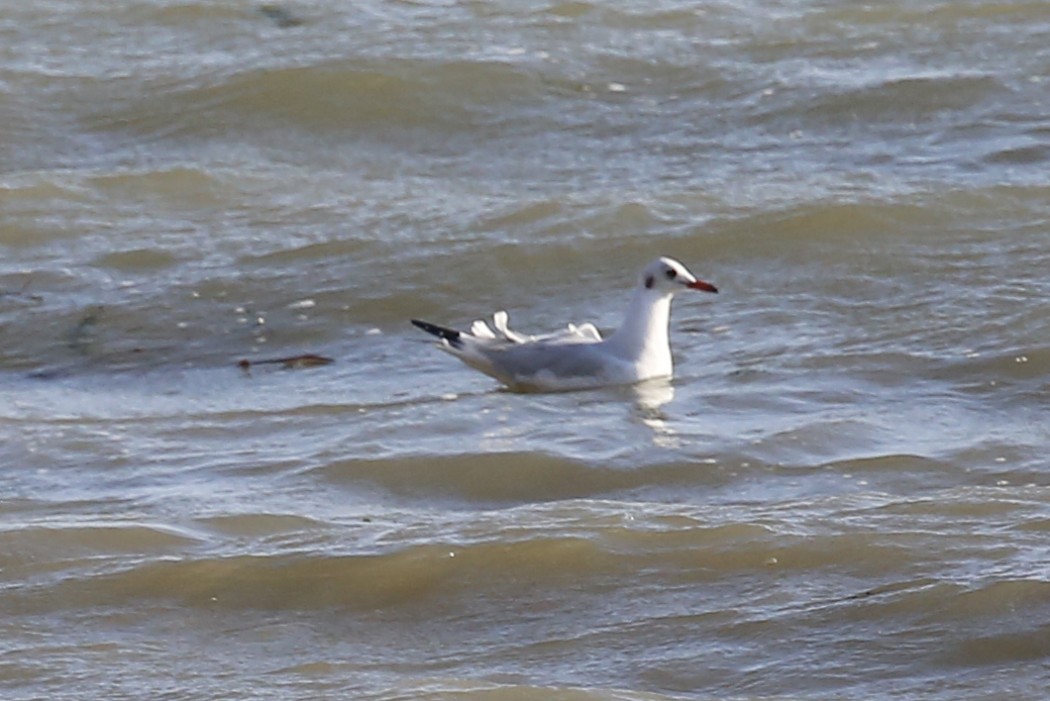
(411, 319), (463, 348)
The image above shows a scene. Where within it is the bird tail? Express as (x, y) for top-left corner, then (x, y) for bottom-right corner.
(411, 319), (464, 349)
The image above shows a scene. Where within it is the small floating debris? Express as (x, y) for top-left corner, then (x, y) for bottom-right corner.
(237, 353), (334, 371)
(68, 306), (104, 354)
(0, 276), (43, 304)
(259, 4), (305, 28)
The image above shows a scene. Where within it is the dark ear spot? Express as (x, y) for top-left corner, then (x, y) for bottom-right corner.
(644, 274), (654, 289)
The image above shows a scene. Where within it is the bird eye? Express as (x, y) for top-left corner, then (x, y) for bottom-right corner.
(665, 268), (677, 280)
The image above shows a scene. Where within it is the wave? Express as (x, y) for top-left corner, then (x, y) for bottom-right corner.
(314, 452), (740, 505)
(82, 58), (551, 148)
(13, 499), (1047, 623)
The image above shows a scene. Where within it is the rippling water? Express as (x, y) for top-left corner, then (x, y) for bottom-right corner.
(2, 1), (1049, 699)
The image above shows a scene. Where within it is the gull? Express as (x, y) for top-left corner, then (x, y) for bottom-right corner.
(411, 256), (718, 392)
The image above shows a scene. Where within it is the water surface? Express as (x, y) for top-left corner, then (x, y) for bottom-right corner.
(2, 1), (1049, 699)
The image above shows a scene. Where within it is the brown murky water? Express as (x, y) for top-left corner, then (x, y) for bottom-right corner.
(2, 1), (1049, 698)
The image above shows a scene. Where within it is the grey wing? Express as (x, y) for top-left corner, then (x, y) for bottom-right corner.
(481, 340), (615, 385)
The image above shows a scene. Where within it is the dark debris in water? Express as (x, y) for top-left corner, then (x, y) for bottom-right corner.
(27, 346), (170, 381)
(237, 354), (334, 371)
(13, 293), (334, 378)
(0, 276), (44, 304)
(68, 306), (105, 354)
(258, 4), (305, 28)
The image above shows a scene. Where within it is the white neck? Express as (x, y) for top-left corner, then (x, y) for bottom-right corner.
(608, 286), (674, 374)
